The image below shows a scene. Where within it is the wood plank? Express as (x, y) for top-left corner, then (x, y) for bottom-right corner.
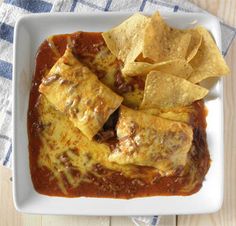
(111, 216), (176, 226)
(0, 166), (23, 226)
(159, 216), (176, 226)
(23, 215), (42, 226)
(191, 0), (236, 26)
(42, 216), (110, 226)
(178, 0), (236, 225)
(111, 217), (133, 226)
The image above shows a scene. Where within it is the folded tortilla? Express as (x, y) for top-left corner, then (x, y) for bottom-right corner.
(109, 106), (193, 175)
(39, 48), (123, 140)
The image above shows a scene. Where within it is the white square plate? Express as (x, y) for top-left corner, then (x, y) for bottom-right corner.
(13, 12), (223, 215)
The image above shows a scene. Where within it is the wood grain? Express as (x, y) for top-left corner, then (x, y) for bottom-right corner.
(41, 216), (110, 226)
(159, 216), (176, 226)
(178, 1), (236, 226)
(111, 217), (134, 226)
(191, 0), (236, 26)
(0, 0), (235, 226)
(0, 167), (22, 226)
(111, 216), (176, 226)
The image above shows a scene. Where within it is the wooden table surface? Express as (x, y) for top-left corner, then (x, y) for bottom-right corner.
(1, 0), (236, 225)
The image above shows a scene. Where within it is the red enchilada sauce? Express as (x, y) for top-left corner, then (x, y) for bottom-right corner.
(28, 32), (210, 198)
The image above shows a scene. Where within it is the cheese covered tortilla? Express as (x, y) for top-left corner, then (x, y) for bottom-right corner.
(141, 105), (194, 124)
(140, 71), (208, 110)
(39, 48), (123, 140)
(109, 106), (193, 175)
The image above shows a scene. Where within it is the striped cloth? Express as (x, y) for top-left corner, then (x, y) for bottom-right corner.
(0, 1), (235, 225)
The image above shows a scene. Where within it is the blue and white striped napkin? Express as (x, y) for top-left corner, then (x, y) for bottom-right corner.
(0, 1), (235, 225)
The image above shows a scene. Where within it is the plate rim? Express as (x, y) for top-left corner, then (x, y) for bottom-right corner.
(12, 11), (223, 215)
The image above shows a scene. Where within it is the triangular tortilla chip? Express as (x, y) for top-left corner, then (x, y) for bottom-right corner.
(140, 71), (208, 110)
(122, 59), (193, 79)
(186, 29), (203, 62)
(102, 13), (149, 64)
(188, 26), (230, 83)
(141, 105), (194, 124)
(143, 12), (191, 62)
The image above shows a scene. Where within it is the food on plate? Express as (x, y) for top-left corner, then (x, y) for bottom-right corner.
(141, 105), (194, 123)
(143, 12), (192, 62)
(109, 106), (193, 175)
(102, 13), (149, 63)
(35, 95), (150, 194)
(122, 59), (193, 78)
(28, 11), (230, 198)
(140, 71), (208, 110)
(39, 48), (123, 140)
(185, 29), (203, 62)
(188, 26), (230, 83)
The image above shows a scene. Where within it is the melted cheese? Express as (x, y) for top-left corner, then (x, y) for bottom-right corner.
(141, 105), (195, 123)
(37, 96), (157, 193)
(35, 35), (204, 195)
(93, 46), (117, 89)
(91, 46), (144, 108)
(39, 48), (123, 140)
(109, 106), (193, 175)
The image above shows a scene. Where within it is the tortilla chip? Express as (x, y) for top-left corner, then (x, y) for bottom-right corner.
(122, 59), (193, 79)
(143, 12), (191, 62)
(188, 26), (230, 83)
(140, 71), (208, 110)
(102, 13), (149, 63)
(141, 106), (194, 124)
(186, 29), (202, 62)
